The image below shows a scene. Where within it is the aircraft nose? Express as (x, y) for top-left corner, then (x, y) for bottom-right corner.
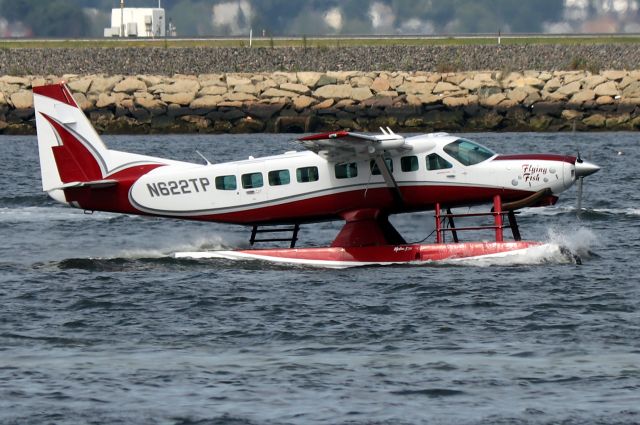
(575, 159), (601, 178)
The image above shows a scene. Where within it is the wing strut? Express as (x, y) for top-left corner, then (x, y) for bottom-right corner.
(373, 155), (404, 206)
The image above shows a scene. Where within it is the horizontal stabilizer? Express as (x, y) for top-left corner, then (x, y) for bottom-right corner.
(53, 179), (119, 190)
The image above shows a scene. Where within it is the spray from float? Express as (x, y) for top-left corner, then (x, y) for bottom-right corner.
(118, 233), (237, 259)
(546, 225), (598, 260)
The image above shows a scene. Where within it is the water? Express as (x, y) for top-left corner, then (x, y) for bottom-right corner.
(1, 132), (639, 425)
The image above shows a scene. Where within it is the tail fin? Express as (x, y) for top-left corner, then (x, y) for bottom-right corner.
(33, 83), (112, 193)
(33, 83), (175, 205)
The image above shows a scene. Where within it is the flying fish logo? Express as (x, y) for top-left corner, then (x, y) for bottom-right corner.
(521, 164), (549, 183)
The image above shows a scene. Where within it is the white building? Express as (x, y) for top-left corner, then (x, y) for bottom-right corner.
(104, 8), (165, 37)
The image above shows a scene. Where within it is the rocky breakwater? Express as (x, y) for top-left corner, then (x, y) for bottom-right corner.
(2, 70), (640, 134)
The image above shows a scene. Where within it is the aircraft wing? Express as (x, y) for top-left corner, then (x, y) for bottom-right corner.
(297, 128), (411, 206)
(297, 129), (411, 163)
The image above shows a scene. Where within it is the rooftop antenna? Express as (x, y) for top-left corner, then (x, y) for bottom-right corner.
(120, 0), (124, 37)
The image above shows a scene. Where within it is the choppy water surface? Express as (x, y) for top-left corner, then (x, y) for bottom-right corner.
(1, 132), (639, 425)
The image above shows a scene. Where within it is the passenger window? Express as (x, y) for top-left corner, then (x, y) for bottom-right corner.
(296, 166), (319, 183)
(335, 162), (358, 179)
(268, 169), (290, 186)
(215, 175), (237, 190)
(401, 156), (418, 172)
(241, 172), (263, 189)
(370, 158), (393, 175)
(426, 153), (453, 170)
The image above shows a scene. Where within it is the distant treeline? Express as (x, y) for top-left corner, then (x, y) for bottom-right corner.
(1, 0), (637, 37)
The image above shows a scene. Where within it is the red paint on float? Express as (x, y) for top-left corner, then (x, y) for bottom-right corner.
(232, 241), (542, 264)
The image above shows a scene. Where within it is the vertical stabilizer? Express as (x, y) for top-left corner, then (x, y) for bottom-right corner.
(33, 83), (177, 209)
(33, 83), (110, 193)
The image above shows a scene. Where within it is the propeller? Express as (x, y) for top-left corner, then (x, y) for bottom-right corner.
(576, 174), (584, 213)
(576, 149), (583, 213)
(571, 122), (600, 215)
(573, 150), (600, 216)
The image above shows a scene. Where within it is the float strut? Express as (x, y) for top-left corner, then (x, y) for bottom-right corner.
(435, 202), (443, 244)
(493, 195), (503, 242)
(446, 208), (459, 243)
(507, 210), (521, 241)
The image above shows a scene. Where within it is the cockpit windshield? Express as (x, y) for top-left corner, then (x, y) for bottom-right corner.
(443, 139), (495, 166)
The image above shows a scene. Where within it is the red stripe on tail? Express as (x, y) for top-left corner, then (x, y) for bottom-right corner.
(33, 83), (78, 107)
(42, 113), (104, 182)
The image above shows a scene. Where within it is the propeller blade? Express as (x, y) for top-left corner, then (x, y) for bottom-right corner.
(576, 176), (583, 214)
(573, 155), (599, 217)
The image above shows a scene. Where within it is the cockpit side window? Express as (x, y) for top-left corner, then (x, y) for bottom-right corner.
(443, 139), (495, 166)
(426, 153), (453, 170)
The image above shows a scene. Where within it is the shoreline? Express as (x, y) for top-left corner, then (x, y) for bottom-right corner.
(2, 69), (640, 135)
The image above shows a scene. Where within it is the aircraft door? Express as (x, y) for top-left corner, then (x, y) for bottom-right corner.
(239, 165), (267, 205)
(265, 168), (293, 202)
(211, 166), (241, 209)
(425, 152), (466, 182)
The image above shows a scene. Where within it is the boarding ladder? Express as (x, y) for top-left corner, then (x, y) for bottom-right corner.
(249, 224), (301, 248)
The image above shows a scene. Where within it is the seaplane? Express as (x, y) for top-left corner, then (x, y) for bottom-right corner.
(33, 82), (600, 267)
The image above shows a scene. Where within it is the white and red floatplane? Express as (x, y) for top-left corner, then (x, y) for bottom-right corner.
(33, 83), (600, 267)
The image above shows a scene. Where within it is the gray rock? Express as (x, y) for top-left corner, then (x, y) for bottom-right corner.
(0, 76), (30, 85)
(199, 85), (228, 96)
(297, 72), (323, 87)
(262, 88), (298, 98)
(397, 82), (435, 95)
(423, 109), (464, 130)
(315, 74), (338, 87)
(68, 77), (94, 94)
(569, 90), (595, 104)
(190, 95), (224, 109)
(113, 77), (147, 94)
(313, 84), (353, 99)
(290, 95), (313, 110)
(594, 81), (619, 97)
(10, 91), (33, 109)
(529, 114), (553, 131)
(583, 114), (606, 128)
(467, 110), (503, 130)
(166, 104), (192, 118)
(232, 118), (265, 133)
(234, 84), (260, 95)
(351, 87), (374, 101)
(279, 83), (311, 95)
(161, 92), (196, 106)
(89, 76), (123, 95)
(247, 103), (285, 120)
(557, 81), (582, 96)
